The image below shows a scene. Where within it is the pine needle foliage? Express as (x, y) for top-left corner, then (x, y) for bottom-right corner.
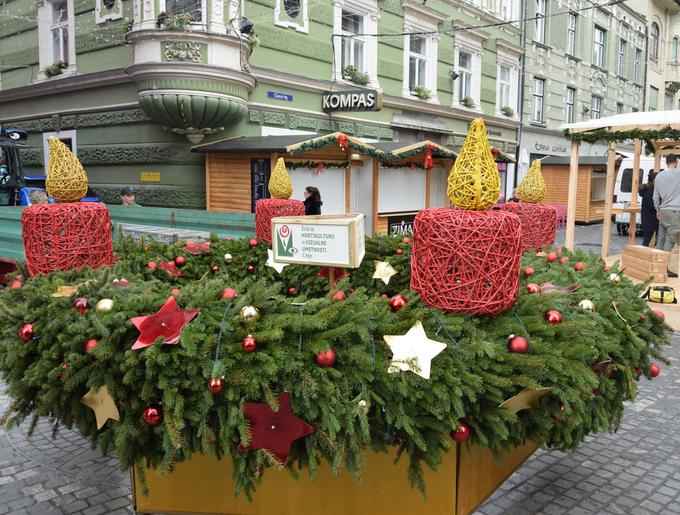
(0, 235), (670, 497)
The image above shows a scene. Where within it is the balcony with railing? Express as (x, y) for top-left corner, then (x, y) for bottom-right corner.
(666, 62), (680, 94)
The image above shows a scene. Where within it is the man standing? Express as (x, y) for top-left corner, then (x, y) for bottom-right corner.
(120, 187), (140, 207)
(653, 154), (680, 276)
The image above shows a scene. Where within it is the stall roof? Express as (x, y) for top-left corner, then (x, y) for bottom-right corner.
(192, 135), (321, 153)
(561, 110), (680, 134)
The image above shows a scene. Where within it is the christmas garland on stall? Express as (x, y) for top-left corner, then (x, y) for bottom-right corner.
(284, 160), (349, 170)
(563, 125), (680, 145)
(0, 235), (670, 498)
(287, 132), (384, 158)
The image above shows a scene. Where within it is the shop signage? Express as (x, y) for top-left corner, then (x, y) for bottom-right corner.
(272, 214), (365, 268)
(322, 89), (382, 112)
(534, 141), (568, 155)
(267, 91), (294, 102)
(387, 214), (416, 236)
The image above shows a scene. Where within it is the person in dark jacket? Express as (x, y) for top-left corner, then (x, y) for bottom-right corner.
(304, 186), (322, 215)
(639, 170), (658, 247)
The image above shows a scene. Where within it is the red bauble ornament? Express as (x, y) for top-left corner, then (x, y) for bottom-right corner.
(450, 422), (470, 442)
(395, 248), (404, 255)
(649, 363), (661, 378)
(573, 262), (585, 271)
(249, 238), (258, 247)
(381, 293), (388, 298)
(288, 287), (296, 296)
(211, 265), (220, 273)
(19, 323), (34, 342)
(332, 291), (346, 301)
(546, 252), (558, 263)
(545, 310), (563, 324)
(651, 309), (665, 322)
(523, 267), (534, 278)
(242, 335), (257, 352)
(9, 280), (23, 289)
(207, 378), (224, 394)
(147, 261), (158, 270)
(526, 283), (541, 294)
(559, 256), (570, 264)
(170, 288), (181, 296)
(143, 405), (163, 426)
(315, 348), (337, 367)
(247, 264), (256, 273)
(174, 256), (186, 267)
(507, 335), (529, 354)
(221, 288), (238, 300)
(389, 294), (408, 312)
(83, 338), (98, 353)
(73, 297), (90, 314)
(402, 237), (411, 244)
(634, 366), (642, 377)
(113, 278), (130, 288)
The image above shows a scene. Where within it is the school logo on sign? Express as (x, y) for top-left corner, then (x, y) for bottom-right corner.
(276, 225), (297, 257)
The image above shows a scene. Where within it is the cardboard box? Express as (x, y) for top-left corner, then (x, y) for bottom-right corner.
(623, 265), (667, 283)
(622, 255), (669, 273)
(623, 245), (671, 263)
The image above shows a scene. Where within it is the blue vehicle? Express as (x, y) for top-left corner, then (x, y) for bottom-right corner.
(19, 175), (100, 205)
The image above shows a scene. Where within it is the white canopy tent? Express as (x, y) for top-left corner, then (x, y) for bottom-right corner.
(560, 110), (680, 256)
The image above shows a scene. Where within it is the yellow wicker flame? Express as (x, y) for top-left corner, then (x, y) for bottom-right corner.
(516, 159), (546, 203)
(268, 157), (293, 199)
(447, 118), (500, 210)
(45, 137), (88, 202)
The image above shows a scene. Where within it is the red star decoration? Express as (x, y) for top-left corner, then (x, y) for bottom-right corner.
(317, 267), (349, 286)
(238, 392), (313, 464)
(181, 240), (211, 255)
(160, 260), (182, 277)
(130, 296), (199, 350)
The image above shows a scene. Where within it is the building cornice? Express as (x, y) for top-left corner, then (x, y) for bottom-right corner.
(443, 0), (520, 36)
(401, 0), (450, 25)
(452, 21), (489, 43)
(496, 39), (525, 56)
(0, 69), (132, 104)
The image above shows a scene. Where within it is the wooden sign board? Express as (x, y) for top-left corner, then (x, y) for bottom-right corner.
(271, 214), (365, 268)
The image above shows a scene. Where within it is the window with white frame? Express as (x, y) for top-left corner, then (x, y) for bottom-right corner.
(566, 13), (577, 56)
(634, 48), (642, 83)
(453, 29), (485, 108)
(593, 26), (606, 68)
(38, 0), (76, 76)
(650, 22), (659, 61)
(672, 37), (678, 63)
(501, 0), (517, 22)
(95, 0), (123, 24)
(408, 35), (427, 91)
(649, 86), (659, 110)
(566, 87), (575, 123)
(51, 1), (69, 64)
(617, 39), (626, 77)
(591, 95), (602, 119)
(332, 1), (378, 85)
(498, 64), (511, 108)
(458, 51), (472, 100)
(535, 0), (546, 44)
(275, 0), (309, 33)
(532, 78), (545, 122)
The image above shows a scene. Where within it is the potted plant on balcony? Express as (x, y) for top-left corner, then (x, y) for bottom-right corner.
(43, 60), (68, 77)
(162, 13), (192, 31)
(414, 86), (431, 100)
(500, 106), (515, 117)
(461, 96), (476, 108)
(342, 65), (370, 86)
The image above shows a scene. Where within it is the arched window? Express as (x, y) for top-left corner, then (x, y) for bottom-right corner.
(672, 37), (679, 63)
(650, 22), (660, 61)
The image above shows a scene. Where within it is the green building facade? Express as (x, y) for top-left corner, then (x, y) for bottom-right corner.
(0, 0), (523, 208)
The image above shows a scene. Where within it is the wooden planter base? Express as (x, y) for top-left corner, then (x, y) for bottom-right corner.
(132, 441), (537, 515)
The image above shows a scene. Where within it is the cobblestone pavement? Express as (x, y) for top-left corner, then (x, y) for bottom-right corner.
(0, 223), (672, 514)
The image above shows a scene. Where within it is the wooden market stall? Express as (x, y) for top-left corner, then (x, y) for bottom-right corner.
(540, 156), (619, 223)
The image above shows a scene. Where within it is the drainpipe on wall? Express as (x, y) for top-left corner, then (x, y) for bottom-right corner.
(513, 0), (529, 190)
(642, 22), (648, 112)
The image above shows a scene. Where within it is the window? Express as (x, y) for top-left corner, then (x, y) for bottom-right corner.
(672, 37), (678, 63)
(565, 87), (575, 123)
(50, 1), (69, 64)
(665, 93), (673, 111)
(275, 0), (309, 33)
(620, 168), (643, 193)
(165, 0), (202, 21)
(634, 48), (642, 83)
(532, 78), (544, 122)
(535, 0), (546, 44)
(593, 26), (606, 68)
(499, 65), (511, 108)
(649, 86), (658, 111)
(616, 102), (623, 115)
(590, 95), (601, 119)
(458, 51), (472, 100)
(38, 0), (75, 76)
(408, 35), (427, 91)
(650, 22), (659, 61)
(566, 12), (577, 56)
(42, 130), (77, 174)
(341, 12), (365, 72)
(501, 0), (516, 21)
(617, 39), (626, 76)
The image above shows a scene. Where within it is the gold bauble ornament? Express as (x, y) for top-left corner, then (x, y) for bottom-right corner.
(45, 137), (89, 202)
(579, 299), (595, 311)
(223, 253), (233, 263)
(516, 159), (546, 203)
(95, 298), (114, 312)
(268, 157), (293, 199)
(609, 273), (621, 283)
(447, 118), (500, 210)
(239, 305), (260, 322)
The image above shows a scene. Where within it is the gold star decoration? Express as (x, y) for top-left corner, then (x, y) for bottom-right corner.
(373, 260), (398, 285)
(51, 280), (92, 297)
(80, 385), (120, 430)
(499, 387), (552, 413)
(384, 321), (447, 380)
(266, 249), (288, 274)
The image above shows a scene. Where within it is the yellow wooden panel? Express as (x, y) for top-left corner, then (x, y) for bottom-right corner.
(140, 171), (161, 182)
(134, 447), (458, 515)
(456, 441), (537, 515)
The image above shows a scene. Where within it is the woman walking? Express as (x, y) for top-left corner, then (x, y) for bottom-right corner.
(304, 186), (322, 215)
(640, 170), (658, 247)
